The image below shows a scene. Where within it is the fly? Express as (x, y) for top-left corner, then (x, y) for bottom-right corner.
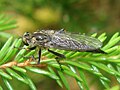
(22, 29), (106, 64)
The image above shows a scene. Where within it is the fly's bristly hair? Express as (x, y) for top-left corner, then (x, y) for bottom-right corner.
(22, 29), (106, 53)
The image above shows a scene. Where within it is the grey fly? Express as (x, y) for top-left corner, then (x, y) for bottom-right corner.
(22, 29), (106, 64)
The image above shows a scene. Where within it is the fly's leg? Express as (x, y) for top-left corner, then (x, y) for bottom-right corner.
(29, 55), (37, 61)
(14, 46), (37, 61)
(24, 46), (37, 62)
(14, 46), (36, 50)
(24, 47), (41, 64)
(22, 55), (36, 62)
(20, 46), (40, 64)
(38, 48), (41, 64)
(48, 49), (65, 70)
(48, 49), (65, 58)
(29, 46), (36, 50)
(55, 57), (64, 70)
(13, 46), (26, 50)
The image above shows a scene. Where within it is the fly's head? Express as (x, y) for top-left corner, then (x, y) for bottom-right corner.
(22, 32), (37, 48)
(22, 32), (31, 46)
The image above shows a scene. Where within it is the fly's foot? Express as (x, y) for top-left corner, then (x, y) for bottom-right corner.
(55, 57), (64, 71)
(22, 55), (38, 63)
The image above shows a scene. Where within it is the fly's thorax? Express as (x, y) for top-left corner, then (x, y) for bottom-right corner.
(32, 32), (51, 47)
(36, 29), (65, 37)
(40, 30), (55, 34)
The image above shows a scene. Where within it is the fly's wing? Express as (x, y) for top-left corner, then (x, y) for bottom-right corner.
(49, 31), (103, 52)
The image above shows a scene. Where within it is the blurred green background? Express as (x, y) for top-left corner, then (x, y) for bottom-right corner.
(1, 0), (120, 35)
(0, 0), (120, 90)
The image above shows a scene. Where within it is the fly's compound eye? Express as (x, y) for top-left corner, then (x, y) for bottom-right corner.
(23, 32), (31, 38)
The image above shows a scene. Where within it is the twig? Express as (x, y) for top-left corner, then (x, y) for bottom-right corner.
(0, 59), (46, 69)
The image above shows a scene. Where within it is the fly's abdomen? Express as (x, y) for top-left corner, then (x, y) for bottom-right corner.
(51, 37), (99, 51)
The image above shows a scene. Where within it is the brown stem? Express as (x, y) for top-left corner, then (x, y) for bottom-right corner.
(0, 59), (46, 69)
